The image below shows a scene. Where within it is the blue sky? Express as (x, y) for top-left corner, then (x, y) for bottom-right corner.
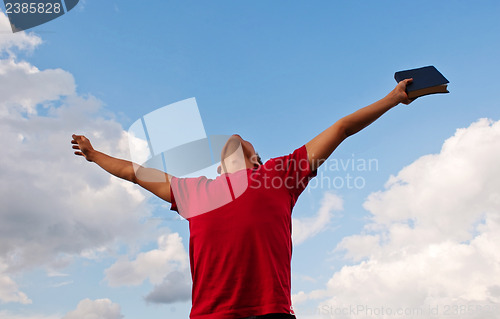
(1, 1), (500, 319)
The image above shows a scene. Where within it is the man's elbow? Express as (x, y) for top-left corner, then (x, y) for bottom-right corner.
(334, 119), (351, 139)
(126, 168), (138, 184)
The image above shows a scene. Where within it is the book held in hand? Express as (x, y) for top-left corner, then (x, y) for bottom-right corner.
(394, 66), (449, 99)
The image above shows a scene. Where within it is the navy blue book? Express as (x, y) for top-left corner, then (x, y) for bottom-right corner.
(394, 66), (449, 99)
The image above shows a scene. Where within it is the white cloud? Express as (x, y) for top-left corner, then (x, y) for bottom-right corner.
(0, 13), (42, 54)
(334, 234), (380, 262)
(0, 93), (155, 271)
(292, 192), (343, 245)
(0, 57), (75, 115)
(0, 311), (60, 319)
(145, 270), (192, 304)
(294, 118), (500, 318)
(0, 11), (159, 305)
(105, 232), (191, 304)
(0, 263), (31, 305)
(50, 280), (74, 288)
(0, 12), (59, 117)
(62, 298), (123, 319)
(105, 233), (189, 287)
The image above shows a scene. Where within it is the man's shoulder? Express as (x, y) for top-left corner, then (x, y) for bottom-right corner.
(263, 145), (308, 168)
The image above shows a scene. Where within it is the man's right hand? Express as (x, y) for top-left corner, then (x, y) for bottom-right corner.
(71, 134), (95, 162)
(388, 78), (413, 105)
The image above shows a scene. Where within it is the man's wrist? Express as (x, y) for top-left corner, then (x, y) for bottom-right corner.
(383, 93), (401, 108)
(86, 149), (98, 162)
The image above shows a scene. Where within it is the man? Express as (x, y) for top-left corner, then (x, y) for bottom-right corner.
(72, 79), (413, 318)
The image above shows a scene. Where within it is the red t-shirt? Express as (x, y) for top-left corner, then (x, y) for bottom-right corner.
(170, 145), (316, 319)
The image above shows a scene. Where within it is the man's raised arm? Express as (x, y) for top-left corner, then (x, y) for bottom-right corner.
(71, 134), (173, 203)
(305, 79), (413, 171)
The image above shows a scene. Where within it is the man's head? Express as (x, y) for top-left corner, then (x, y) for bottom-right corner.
(217, 134), (262, 174)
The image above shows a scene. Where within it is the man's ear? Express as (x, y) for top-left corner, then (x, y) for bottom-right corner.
(250, 154), (261, 167)
(250, 157), (259, 168)
(217, 164), (222, 174)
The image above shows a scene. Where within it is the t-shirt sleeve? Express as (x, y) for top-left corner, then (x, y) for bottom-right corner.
(170, 175), (236, 219)
(169, 176), (208, 216)
(170, 182), (178, 212)
(266, 145), (317, 202)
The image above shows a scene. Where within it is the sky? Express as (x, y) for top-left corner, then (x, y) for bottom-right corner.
(1, 1), (500, 318)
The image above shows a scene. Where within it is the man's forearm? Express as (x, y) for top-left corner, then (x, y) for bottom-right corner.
(85, 149), (172, 202)
(72, 134), (172, 202)
(305, 79), (412, 171)
(340, 94), (400, 137)
(88, 150), (137, 183)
